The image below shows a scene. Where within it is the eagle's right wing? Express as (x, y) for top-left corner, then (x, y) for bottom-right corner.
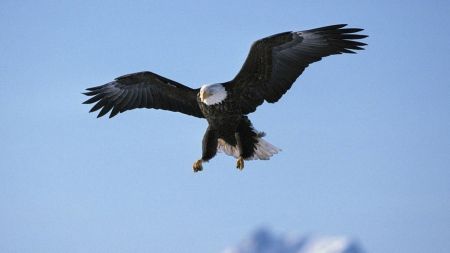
(83, 71), (204, 118)
(228, 24), (367, 115)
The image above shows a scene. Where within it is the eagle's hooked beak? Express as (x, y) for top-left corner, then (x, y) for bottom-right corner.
(201, 90), (212, 102)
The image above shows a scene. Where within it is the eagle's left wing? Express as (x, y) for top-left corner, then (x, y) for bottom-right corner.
(227, 24), (367, 114)
(83, 71), (204, 118)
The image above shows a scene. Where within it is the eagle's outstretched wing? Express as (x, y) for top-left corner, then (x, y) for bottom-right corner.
(83, 71), (204, 118)
(227, 24), (367, 114)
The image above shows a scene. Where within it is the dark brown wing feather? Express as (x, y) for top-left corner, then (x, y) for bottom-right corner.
(227, 24), (367, 114)
(83, 71), (204, 118)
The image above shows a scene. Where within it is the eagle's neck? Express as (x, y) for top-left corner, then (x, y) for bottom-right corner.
(200, 83), (227, 105)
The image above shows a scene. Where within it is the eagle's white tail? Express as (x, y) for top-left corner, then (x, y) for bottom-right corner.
(217, 134), (281, 160)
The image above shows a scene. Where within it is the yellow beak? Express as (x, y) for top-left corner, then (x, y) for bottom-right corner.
(201, 91), (212, 101)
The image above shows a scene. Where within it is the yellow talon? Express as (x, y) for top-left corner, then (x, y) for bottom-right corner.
(236, 156), (244, 170)
(193, 159), (203, 173)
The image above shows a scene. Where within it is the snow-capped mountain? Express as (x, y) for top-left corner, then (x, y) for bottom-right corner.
(220, 228), (364, 253)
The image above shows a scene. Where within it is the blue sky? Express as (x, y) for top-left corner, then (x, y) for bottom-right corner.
(1, 0), (449, 252)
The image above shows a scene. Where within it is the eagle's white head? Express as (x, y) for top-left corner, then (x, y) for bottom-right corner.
(200, 83), (227, 105)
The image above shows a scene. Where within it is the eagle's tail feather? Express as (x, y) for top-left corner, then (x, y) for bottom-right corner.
(217, 139), (239, 158)
(252, 136), (281, 160)
(217, 134), (281, 161)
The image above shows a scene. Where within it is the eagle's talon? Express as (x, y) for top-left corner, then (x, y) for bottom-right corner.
(236, 156), (244, 170)
(193, 159), (204, 173)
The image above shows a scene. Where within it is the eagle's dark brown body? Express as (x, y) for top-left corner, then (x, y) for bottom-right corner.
(196, 87), (260, 162)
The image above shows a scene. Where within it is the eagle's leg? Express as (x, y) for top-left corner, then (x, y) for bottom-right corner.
(193, 126), (218, 173)
(192, 159), (204, 172)
(236, 156), (244, 170)
(235, 132), (245, 170)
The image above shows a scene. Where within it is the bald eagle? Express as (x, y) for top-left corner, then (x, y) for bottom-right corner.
(83, 24), (367, 172)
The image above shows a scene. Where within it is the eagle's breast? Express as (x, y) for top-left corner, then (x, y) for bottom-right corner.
(197, 88), (242, 133)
